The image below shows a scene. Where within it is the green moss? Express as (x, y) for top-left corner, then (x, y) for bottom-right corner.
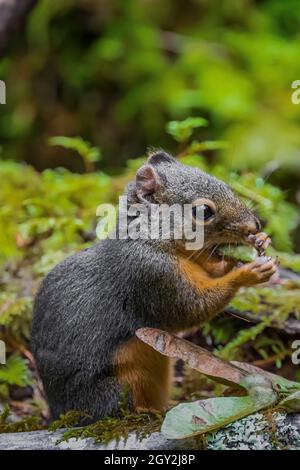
(0, 405), (162, 445)
(48, 411), (90, 431)
(56, 411), (163, 445)
(215, 319), (272, 360)
(49, 390), (163, 445)
(0, 406), (45, 433)
(230, 281), (300, 324)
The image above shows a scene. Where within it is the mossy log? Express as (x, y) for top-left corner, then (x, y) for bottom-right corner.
(225, 267), (300, 334)
(0, 412), (299, 450)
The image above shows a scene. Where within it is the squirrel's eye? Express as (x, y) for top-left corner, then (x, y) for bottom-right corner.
(192, 204), (215, 222)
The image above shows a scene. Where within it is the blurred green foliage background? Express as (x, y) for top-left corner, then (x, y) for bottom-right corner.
(1, 0), (300, 425)
(0, 0), (300, 176)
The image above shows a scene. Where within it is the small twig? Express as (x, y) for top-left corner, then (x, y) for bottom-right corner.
(252, 353), (286, 368)
(3, 333), (34, 365)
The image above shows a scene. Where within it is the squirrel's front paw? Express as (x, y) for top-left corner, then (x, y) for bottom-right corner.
(248, 232), (271, 255)
(236, 256), (278, 287)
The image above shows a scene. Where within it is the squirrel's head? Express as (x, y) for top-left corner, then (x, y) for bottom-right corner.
(129, 150), (261, 249)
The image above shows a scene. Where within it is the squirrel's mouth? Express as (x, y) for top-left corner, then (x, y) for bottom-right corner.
(209, 229), (263, 259)
(212, 230), (264, 262)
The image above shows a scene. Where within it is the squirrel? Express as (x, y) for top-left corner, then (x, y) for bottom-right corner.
(31, 150), (277, 422)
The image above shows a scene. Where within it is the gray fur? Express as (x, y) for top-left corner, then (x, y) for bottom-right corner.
(31, 151), (259, 422)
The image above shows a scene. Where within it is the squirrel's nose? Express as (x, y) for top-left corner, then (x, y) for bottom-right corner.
(242, 217), (261, 235)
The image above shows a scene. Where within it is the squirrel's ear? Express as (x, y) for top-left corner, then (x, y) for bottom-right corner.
(136, 164), (161, 199)
(147, 150), (177, 166)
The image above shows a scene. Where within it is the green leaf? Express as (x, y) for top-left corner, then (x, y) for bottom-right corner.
(0, 355), (32, 387)
(166, 117), (208, 142)
(218, 245), (257, 263)
(49, 136), (102, 164)
(278, 391), (300, 412)
(162, 374), (277, 439)
(162, 397), (257, 439)
(253, 368), (300, 394)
